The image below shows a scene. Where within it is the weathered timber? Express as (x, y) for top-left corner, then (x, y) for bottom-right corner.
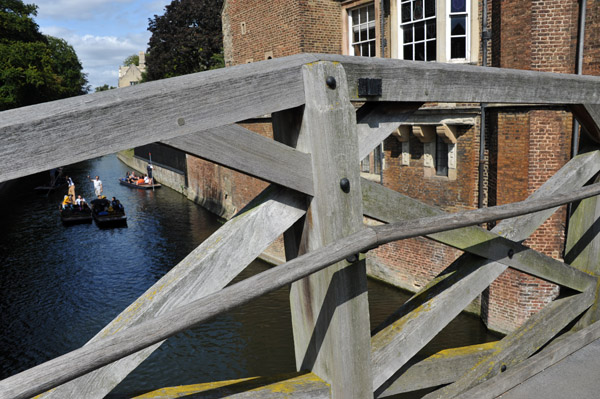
(285, 62), (373, 398)
(492, 150), (600, 242)
(0, 228), (380, 399)
(565, 175), (600, 328)
(424, 289), (596, 399)
(565, 175), (600, 275)
(455, 321), (600, 399)
(0, 53), (320, 184)
(370, 151), (600, 393)
(6, 179), (600, 399)
(355, 102), (422, 160)
(38, 186), (307, 399)
(570, 104), (600, 144)
(317, 54), (600, 104)
(132, 373), (330, 399)
(163, 124), (314, 195)
(378, 342), (497, 397)
(362, 179), (596, 292)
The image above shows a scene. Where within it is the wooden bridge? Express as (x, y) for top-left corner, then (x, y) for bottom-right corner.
(2, 54), (600, 398)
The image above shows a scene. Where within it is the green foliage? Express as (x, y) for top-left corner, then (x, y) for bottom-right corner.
(95, 84), (116, 92)
(0, 0), (88, 111)
(145, 0), (224, 81)
(123, 53), (139, 66)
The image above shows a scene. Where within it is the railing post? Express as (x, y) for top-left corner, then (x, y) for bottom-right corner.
(273, 61), (373, 397)
(566, 174), (600, 327)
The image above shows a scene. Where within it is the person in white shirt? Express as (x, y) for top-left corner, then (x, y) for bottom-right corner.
(88, 175), (103, 197)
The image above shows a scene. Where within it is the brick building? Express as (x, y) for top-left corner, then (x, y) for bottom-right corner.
(164, 0), (598, 333)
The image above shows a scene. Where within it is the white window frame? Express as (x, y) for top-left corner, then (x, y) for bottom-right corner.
(397, 0), (437, 61)
(348, 3), (377, 57)
(394, 0), (474, 63)
(446, 0), (470, 62)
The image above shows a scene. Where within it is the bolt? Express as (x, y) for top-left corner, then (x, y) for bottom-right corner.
(340, 178), (350, 193)
(346, 254), (358, 263)
(508, 249), (514, 259)
(501, 364), (507, 372)
(177, 118), (185, 126)
(326, 76), (337, 89)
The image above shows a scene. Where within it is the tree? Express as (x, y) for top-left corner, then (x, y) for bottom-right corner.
(95, 84), (116, 92)
(123, 53), (139, 66)
(145, 0), (224, 81)
(0, 0), (88, 111)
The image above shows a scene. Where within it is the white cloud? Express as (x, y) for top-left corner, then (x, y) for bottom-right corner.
(34, 0), (137, 21)
(34, 0), (169, 89)
(41, 26), (150, 89)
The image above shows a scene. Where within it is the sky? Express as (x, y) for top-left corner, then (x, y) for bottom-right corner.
(34, 0), (169, 90)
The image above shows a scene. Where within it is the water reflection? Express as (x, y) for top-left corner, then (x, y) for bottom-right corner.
(0, 154), (498, 398)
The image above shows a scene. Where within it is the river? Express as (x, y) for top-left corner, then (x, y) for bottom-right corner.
(0, 154), (498, 398)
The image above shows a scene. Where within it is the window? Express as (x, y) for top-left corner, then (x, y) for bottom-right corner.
(448, 0), (468, 59)
(349, 4), (377, 57)
(396, 0), (472, 62)
(400, 0), (436, 61)
(435, 135), (448, 176)
(360, 144), (384, 178)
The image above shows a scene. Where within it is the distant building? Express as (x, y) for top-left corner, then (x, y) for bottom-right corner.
(118, 52), (146, 88)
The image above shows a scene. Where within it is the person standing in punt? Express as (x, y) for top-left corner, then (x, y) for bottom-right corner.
(88, 175), (103, 197)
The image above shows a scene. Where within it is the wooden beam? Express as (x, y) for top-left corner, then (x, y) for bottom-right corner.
(424, 290), (595, 399)
(36, 185), (307, 399)
(570, 104), (600, 144)
(362, 176), (598, 292)
(0, 54), (319, 184)
(455, 320), (600, 399)
(7, 175), (600, 399)
(284, 62), (373, 398)
(565, 175), (600, 328)
(163, 124), (314, 195)
(369, 151), (600, 393)
(428, 227), (596, 292)
(318, 54), (600, 104)
(132, 372), (330, 399)
(378, 342), (498, 397)
(355, 102), (422, 160)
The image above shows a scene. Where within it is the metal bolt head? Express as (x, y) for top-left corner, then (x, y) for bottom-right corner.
(346, 254), (358, 263)
(340, 178), (350, 193)
(501, 364), (507, 372)
(326, 76), (337, 89)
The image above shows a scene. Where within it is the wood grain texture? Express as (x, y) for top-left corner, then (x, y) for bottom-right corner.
(37, 185), (307, 399)
(378, 343), (497, 397)
(0, 54), (319, 184)
(370, 151), (600, 393)
(363, 179), (597, 292)
(286, 62), (373, 398)
(7, 173), (600, 399)
(570, 104), (600, 144)
(0, 227), (379, 399)
(163, 123), (314, 195)
(318, 54), (600, 104)
(132, 372), (330, 399)
(455, 321), (600, 399)
(425, 290), (595, 399)
(355, 102), (422, 160)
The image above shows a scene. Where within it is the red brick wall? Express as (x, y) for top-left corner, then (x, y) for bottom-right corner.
(223, 0), (342, 66)
(382, 124), (479, 212)
(531, 0), (578, 73)
(484, 0), (580, 332)
(492, 0), (532, 70)
(583, 0), (600, 75)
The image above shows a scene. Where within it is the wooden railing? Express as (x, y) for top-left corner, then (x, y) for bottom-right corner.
(2, 54), (600, 399)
